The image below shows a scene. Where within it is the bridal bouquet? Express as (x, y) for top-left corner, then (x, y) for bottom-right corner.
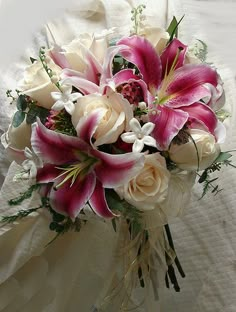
(1, 4), (234, 307)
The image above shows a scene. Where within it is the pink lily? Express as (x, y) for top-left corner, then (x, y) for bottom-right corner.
(117, 36), (221, 150)
(31, 112), (144, 219)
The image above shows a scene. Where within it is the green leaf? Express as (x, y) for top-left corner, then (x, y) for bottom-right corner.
(105, 189), (125, 213)
(131, 220), (142, 238)
(12, 111), (26, 127)
(198, 170), (208, 183)
(26, 105), (49, 124)
(112, 218), (117, 232)
(167, 16), (178, 37)
(30, 57), (37, 64)
(167, 15), (185, 43)
(214, 152), (232, 163)
(16, 94), (28, 111)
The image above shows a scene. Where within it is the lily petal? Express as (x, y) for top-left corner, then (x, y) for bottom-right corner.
(49, 45), (70, 69)
(150, 106), (188, 150)
(80, 42), (103, 84)
(31, 120), (89, 165)
(112, 69), (140, 86)
(180, 102), (218, 134)
(165, 64), (218, 106)
(160, 38), (187, 77)
(75, 109), (103, 144)
(49, 171), (96, 219)
(62, 70), (100, 94)
(36, 164), (61, 183)
(118, 36), (162, 95)
(89, 180), (115, 218)
(94, 150), (144, 188)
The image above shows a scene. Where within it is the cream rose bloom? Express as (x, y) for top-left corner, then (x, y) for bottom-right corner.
(59, 29), (115, 72)
(2, 120), (31, 150)
(140, 27), (169, 54)
(169, 129), (221, 171)
(1, 120), (32, 164)
(116, 153), (170, 211)
(141, 170), (196, 228)
(19, 60), (61, 109)
(72, 89), (133, 146)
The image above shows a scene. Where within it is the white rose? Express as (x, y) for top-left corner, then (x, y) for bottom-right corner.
(116, 153), (170, 211)
(72, 90), (133, 146)
(61, 29), (114, 71)
(140, 27), (170, 54)
(3, 120), (31, 150)
(19, 60), (61, 109)
(1, 120), (32, 164)
(141, 170), (196, 228)
(169, 129), (221, 171)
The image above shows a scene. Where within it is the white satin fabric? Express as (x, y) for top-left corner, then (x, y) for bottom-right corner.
(0, 0), (236, 311)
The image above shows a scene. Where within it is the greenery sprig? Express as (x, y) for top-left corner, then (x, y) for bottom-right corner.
(131, 4), (146, 35)
(198, 151), (235, 198)
(1, 206), (43, 224)
(6, 90), (49, 128)
(106, 189), (142, 239)
(8, 184), (40, 206)
(39, 46), (62, 92)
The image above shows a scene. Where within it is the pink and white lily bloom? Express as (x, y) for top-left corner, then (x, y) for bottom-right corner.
(31, 112), (144, 219)
(115, 36), (223, 150)
(61, 34), (223, 151)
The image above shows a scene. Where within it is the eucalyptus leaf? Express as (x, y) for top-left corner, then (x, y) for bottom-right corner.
(16, 94), (28, 111)
(12, 111), (26, 127)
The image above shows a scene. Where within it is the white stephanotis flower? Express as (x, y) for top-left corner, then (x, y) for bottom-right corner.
(13, 147), (43, 183)
(121, 118), (157, 152)
(51, 82), (82, 115)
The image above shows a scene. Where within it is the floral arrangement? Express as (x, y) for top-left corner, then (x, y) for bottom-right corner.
(1, 4), (234, 307)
